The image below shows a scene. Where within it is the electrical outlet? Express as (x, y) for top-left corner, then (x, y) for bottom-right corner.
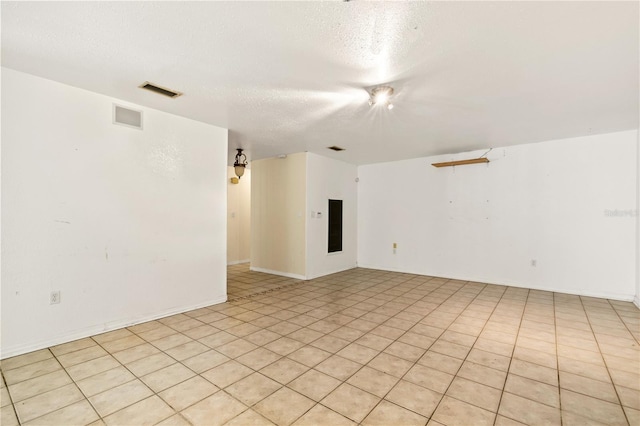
(50, 291), (61, 305)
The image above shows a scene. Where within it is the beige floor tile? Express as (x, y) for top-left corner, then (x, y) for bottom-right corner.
(430, 340), (471, 360)
(367, 352), (413, 378)
(100, 335), (145, 353)
(125, 353), (175, 377)
(112, 343), (160, 365)
(288, 369), (342, 401)
(89, 380), (153, 417)
(509, 358), (558, 386)
(355, 333), (394, 351)
(182, 324), (219, 340)
(432, 395), (495, 426)
(225, 409), (276, 426)
(151, 334), (193, 352)
(457, 361), (507, 390)
(15, 383), (84, 423)
(225, 373), (282, 406)
(201, 360), (253, 388)
(77, 366), (135, 397)
(141, 363), (195, 393)
(315, 355), (362, 381)
(57, 346), (108, 368)
(254, 387), (315, 426)
(1, 387), (11, 408)
(22, 400), (98, 426)
(362, 400), (427, 426)
(198, 331), (238, 349)
(65, 356), (120, 383)
(384, 341), (426, 362)
(321, 383), (380, 423)
(309, 335), (351, 353)
(7, 369), (71, 403)
(609, 367), (640, 390)
(245, 329), (282, 346)
(92, 329), (135, 345)
(473, 338), (514, 358)
(182, 350), (230, 374)
(498, 392), (561, 425)
(236, 348), (281, 370)
(167, 318), (205, 333)
(288, 346), (332, 367)
(558, 356), (611, 383)
(159, 376), (218, 411)
(466, 348), (510, 371)
(1, 405), (19, 426)
(347, 366), (399, 398)
(293, 404), (355, 426)
(260, 358), (309, 384)
(1, 350), (53, 372)
(385, 380), (442, 418)
(561, 410), (610, 426)
(417, 351), (463, 374)
(217, 339), (259, 358)
(50, 338), (97, 357)
(560, 389), (627, 424)
(624, 406), (640, 426)
(136, 325), (177, 342)
(404, 364), (454, 394)
(165, 341), (209, 361)
(397, 332), (436, 350)
(336, 343), (379, 365)
(616, 385), (640, 410)
(3, 358), (62, 385)
(446, 377), (502, 412)
(505, 374), (559, 407)
(103, 395), (174, 425)
(560, 371), (618, 403)
(181, 391), (247, 426)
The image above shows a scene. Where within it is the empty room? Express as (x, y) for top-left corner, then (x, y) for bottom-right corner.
(1, 1), (639, 426)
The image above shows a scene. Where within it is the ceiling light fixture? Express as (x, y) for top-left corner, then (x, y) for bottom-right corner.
(233, 148), (248, 179)
(369, 86), (394, 110)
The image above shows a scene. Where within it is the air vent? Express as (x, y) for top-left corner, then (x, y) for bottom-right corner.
(328, 146), (345, 151)
(138, 81), (183, 98)
(113, 104), (143, 130)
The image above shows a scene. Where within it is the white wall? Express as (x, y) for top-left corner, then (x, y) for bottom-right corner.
(227, 167), (251, 265)
(250, 153), (306, 279)
(358, 130), (638, 301)
(1, 68), (229, 358)
(636, 129), (640, 308)
(306, 153), (358, 280)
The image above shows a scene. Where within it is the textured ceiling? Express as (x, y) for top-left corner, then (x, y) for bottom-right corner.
(2, 1), (638, 165)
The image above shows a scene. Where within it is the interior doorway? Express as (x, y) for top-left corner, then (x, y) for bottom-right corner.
(227, 166), (251, 269)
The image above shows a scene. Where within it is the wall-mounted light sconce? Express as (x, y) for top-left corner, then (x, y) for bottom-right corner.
(233, 148), (248, 179)
(369, 86), (395, 110)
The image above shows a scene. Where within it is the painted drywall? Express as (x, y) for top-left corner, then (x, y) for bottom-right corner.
(250, 153), (306, 279)
(636, 129), (640, 308)
(227, 167), (251, 265)
(358, 130), (638, 301)
(1, 68), (228, 358)
(306, 153), (358, 279)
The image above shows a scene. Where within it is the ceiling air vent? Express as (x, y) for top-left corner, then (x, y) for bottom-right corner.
(138, 81), (183, 98)
(328, 146), (345, 151)
(113, 104), (143, 130)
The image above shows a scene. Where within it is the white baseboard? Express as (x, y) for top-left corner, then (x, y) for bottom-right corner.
(227, 259), (250, 266)
(356, 263), (636, 303)
(1, 295), (228, 359)
(634, 295), (640, 309)
(249, 266), (306, 280)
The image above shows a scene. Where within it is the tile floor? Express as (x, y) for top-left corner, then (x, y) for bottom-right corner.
(1, 264), (639, 425)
